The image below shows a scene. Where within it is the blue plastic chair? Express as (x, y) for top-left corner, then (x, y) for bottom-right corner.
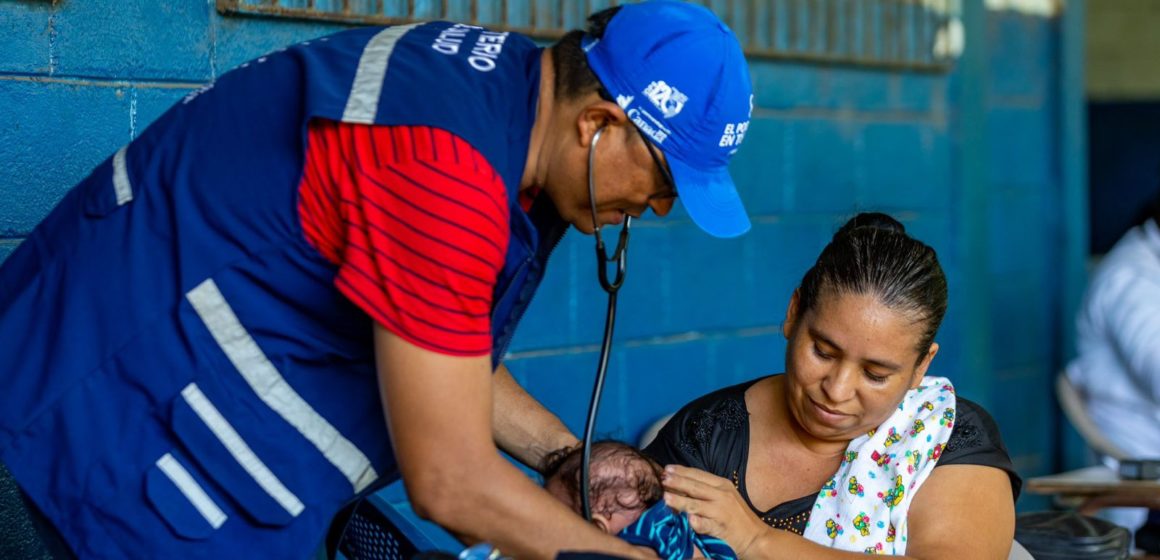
(326, 479), (463, 560)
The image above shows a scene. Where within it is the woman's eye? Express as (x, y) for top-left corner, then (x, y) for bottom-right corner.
(812, 344), (833, 360)
(864, 371), (888, 383)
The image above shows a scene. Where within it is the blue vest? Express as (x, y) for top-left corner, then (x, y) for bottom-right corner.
(0, 23), (566, 558)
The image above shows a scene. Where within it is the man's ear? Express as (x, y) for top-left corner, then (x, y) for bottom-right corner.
(576, 99), (628, 148)
(783, 289), (801, 339)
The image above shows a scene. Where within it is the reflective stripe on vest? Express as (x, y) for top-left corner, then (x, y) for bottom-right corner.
(156, 453), (229, 529)
(112, 145), (133, 205)
(180, 383), (306, 517)
(186, 279), (379, 494)
(343, 24), (422, 124)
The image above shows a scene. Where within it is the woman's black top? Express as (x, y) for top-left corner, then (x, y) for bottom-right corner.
(642, 376), (1023, 536)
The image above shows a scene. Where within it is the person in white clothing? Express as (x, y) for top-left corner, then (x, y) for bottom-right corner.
(1068, 194), (1160, 552)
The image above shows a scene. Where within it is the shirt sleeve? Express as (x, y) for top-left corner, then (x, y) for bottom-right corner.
(1096, 269), (1160, 402)
(937, 398), (1023, 501)
(297, 120), (510, 357)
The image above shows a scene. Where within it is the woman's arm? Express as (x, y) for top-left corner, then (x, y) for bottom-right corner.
(903, 464), (1014, 559)
(662, 464), (1014, 560)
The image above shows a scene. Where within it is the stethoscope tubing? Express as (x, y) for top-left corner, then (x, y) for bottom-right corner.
(580, 126), (631, 522)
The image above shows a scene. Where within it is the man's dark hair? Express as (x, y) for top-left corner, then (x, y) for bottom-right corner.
(541, 440), (663, 519)
(550, 7), (621, 101)
(797, 212), (948, 361)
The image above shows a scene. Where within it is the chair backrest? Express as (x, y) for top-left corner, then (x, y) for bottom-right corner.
(332, 480), (464, 560)
(1055, 372), (1128, 461)
(1008, 539), (1035, 560)
(638, 414), (674, 449)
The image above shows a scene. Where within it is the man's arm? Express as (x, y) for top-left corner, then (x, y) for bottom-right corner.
(1100, 275), (1160, 402)
(491, 363), (579, 470)
(375, 325), (649, 559)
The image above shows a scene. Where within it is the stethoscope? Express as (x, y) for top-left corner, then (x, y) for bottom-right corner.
(580, 126), (631, 522)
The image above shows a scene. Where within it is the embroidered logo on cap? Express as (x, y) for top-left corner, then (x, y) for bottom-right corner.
(643, 81), (687, 118)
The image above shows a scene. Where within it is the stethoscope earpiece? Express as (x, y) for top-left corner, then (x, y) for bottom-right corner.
(588, 126), (631, 293)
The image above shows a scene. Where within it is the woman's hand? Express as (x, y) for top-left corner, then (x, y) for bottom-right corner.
(660, 465), (771, 558)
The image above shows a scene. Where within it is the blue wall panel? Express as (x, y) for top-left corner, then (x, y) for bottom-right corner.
(0, 2), (53, 75)
(783, 119), (863, 214)
(728, 117), (787, 217)
(0, 79), (131, 236)
(212, 19), (347, 76)
(862, 124), (952, 212)
(52, 1), (214, 81)
(987, 106), (1056, 190)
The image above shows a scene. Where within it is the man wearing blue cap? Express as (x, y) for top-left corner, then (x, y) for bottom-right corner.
(0, 1), (752, 558)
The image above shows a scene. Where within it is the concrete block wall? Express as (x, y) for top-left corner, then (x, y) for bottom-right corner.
(0, 0), (1077, 511)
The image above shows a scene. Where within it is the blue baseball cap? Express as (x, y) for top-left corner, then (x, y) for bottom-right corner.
(583, 0), (754, 238)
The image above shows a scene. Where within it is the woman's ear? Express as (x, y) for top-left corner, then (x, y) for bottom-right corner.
(576, 99), (628, 148)
(910, 342), (939, 389)
(783, 289), (801, 339)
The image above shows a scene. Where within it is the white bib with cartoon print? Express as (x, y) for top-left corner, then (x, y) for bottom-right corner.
(802, 376), (956, 555)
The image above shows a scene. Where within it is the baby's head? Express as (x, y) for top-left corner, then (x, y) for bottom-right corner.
(541, 440), (664, 535)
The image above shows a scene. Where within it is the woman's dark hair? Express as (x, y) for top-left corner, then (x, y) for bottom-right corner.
(797, 212), (948, 359)
(550, 7), (621, 101)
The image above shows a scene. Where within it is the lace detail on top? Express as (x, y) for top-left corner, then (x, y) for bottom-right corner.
(944, 423), (981, 454)
(679, 398), (747, 454)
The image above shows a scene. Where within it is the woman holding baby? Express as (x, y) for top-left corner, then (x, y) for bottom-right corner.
(645, 212), (1021, 559)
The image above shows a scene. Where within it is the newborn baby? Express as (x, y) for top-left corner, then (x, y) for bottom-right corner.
(541, 440), (663, 535)
(540, 441), (735, 560)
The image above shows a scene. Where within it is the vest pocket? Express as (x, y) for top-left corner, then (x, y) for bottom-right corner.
(145, 450), (228, 540)
(165, 382), (304, 528)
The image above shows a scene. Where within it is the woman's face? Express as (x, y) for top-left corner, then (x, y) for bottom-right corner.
(782, 289), (938, 444)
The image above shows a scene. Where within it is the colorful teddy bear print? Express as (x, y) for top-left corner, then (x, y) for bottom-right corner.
(904, 450), (922, 474)
(853, 513), (871, 536)
(820, 478), (838, 498)
(848, 476), (865, 497)
(825, 519), (843, 539)
(883, 427), (902, 447)
(877, 475), (905, 508)
(871, 450), (893, 469)
(939, 407), (955, 428)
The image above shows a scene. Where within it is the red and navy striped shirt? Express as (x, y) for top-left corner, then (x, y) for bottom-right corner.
(298, 120), (510, 356)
